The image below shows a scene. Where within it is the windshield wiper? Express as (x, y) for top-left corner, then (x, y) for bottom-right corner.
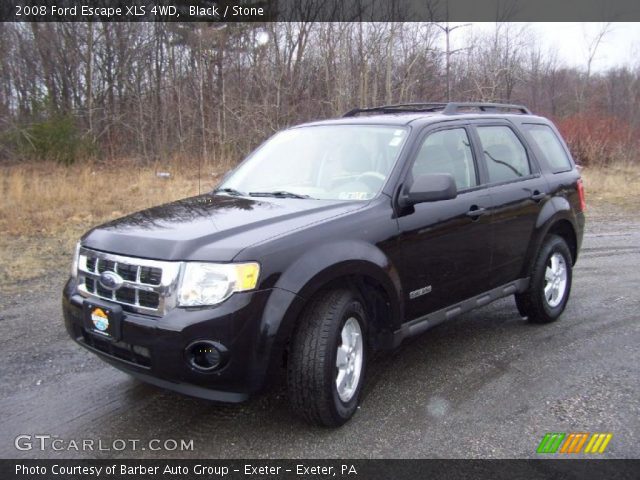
(214, 187), (245, 196)
(249, 191), (311, 199)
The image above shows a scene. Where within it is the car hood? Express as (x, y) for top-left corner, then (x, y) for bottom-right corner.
(82, 193), (364, 261)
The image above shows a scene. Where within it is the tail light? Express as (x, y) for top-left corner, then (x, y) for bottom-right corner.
(577, 179), (586, 211)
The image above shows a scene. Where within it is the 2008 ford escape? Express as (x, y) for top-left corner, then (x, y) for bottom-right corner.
(63, 102), (585, 426)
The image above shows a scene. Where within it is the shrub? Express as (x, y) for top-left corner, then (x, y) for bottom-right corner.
(555, 113), (638, 167)
(10, 115), (93, 165)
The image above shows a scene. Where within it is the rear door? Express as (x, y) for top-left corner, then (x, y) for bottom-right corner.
(469, 120), (549, 288)
(396, 123), (493, 320)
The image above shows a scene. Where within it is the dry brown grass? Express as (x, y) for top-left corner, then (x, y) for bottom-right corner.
(1, 159), (638, 293)
(0, 159), (223, 290)
(581, 163), (640, 209)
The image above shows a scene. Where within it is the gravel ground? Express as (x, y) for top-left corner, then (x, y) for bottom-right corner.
(1, 203), (638, 459)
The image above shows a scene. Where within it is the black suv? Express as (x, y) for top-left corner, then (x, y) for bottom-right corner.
(63, 102), (585, 426)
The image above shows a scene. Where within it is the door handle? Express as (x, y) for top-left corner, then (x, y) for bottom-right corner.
(530, 191), (546, 202)
(466, 206), (486, 219)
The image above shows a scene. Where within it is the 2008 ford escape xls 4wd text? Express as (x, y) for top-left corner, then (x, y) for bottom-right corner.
(63, 102), (585, 426)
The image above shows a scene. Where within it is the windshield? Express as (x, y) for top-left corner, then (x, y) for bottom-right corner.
(218, 125), (409, 201)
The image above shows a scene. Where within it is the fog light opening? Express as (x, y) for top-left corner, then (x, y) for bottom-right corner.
(186, 341), (225, 372)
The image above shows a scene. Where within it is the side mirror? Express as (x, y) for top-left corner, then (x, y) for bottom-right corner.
(400, 173), (457, 207)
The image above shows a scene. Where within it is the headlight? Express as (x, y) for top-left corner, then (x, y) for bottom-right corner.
(177, 262), (260, 307)
(70, 242), (81, 279)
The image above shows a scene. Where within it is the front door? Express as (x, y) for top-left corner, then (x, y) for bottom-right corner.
(396, 125), (494, 321)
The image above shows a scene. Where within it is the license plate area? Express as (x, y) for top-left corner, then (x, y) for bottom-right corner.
(83, 299), (124, 341)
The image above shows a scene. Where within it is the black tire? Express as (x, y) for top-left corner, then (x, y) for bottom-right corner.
(515, 235), (573, 324)
(287, 288), (367, 427)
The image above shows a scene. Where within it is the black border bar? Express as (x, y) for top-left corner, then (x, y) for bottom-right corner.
(2, 0), (640, 22)
(3, 459), (640, 480)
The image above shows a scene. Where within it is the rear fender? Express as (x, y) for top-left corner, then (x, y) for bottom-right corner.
(520, 196), (577, 277)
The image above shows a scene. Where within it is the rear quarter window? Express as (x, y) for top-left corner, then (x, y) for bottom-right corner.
(524, 124), (573, 172)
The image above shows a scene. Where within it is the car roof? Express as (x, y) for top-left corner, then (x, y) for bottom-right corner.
(296, 112), (549, 129)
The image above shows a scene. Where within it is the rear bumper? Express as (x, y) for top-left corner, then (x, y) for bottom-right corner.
(62, 279), (299, 402)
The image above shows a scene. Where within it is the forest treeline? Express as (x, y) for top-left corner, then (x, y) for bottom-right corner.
(0, 22), (638, 166)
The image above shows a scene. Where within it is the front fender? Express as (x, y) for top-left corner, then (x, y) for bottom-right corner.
(276, 240), (402, 312)
(252, 240), (403, 387)
(293, 238), (395, 283)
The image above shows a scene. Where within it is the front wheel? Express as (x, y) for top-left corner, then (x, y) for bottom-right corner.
(287, 289), (367, 427)
(515, 235), (573, 324)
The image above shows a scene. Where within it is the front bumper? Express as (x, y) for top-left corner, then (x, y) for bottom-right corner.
(62, 279), (299, 402)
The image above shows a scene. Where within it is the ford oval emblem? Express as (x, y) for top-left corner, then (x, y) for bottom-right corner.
(99, 271), (124, 291)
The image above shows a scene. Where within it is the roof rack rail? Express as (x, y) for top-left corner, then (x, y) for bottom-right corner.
(343, 102), (531, 117)
(442, 102), (531, 115)
(343, 103), (449, 117)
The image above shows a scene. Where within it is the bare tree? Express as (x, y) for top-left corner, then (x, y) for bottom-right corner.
(1, 22), (639, 166)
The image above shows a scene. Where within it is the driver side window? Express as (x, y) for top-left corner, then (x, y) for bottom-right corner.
(412, 128), (477, 190)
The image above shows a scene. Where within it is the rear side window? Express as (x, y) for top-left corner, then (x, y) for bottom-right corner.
(525, 124), (572, 172)
(411, 128), (477, 190)
(476, 126), (531, 184)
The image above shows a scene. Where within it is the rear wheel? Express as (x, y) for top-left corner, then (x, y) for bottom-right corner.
(286, 289), (367, 427)
(515, 235), (573, 323)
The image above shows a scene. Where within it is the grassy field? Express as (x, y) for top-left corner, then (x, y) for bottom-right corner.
(580, 163), (640, 206)
(1, 160), (638, 292)
(0, 159), (221, 292)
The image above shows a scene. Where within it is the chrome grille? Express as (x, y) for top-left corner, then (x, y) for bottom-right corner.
(77, 247), (181, 316)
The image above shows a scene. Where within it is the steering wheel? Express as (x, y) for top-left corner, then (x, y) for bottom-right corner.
(355, 171), (386, 192)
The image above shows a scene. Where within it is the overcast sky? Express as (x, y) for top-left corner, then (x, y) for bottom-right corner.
(452, 22), (639, 71)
